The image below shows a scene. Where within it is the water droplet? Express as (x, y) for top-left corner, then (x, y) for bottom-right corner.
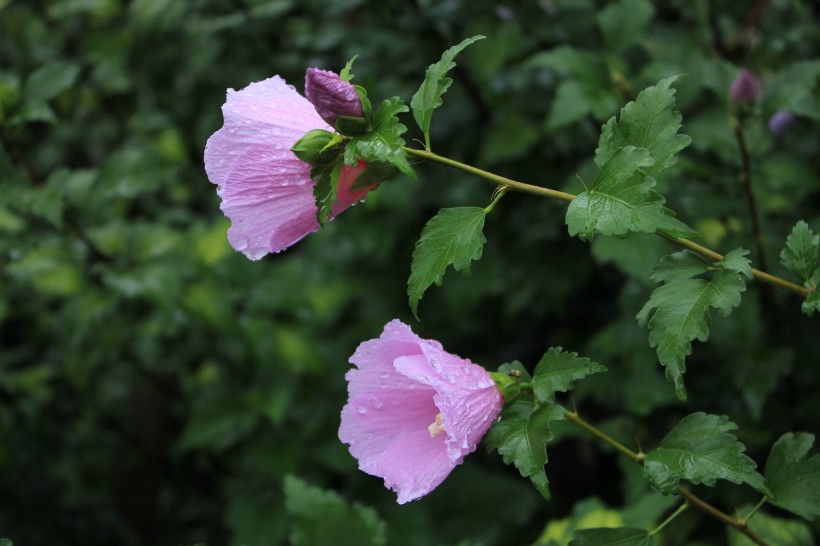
(371, 396), (383, 409)
(357, 405), (368, 415)
(379, 373), (390, 379)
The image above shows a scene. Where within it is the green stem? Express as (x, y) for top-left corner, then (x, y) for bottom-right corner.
(563, 412), (643, 463)
(484, 188), (506, 214)
(742, 496), (768, 524)
(403, 147), (576, 203)
(404, 146), (814, 299)
(650, 502), (688, 536)
(564, 410), (771, 546)
(679, 487), (769, 546)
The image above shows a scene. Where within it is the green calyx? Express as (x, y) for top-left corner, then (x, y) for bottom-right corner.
(292, 129), (340, 165)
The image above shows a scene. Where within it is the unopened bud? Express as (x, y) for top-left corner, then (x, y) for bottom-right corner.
(305, 68), (364, 126)
(730, 69), (761, 105)
(291, 129), (335, 165)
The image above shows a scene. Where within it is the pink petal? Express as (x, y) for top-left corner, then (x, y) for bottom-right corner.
(379, 429), (457, 504)
(339, 320), (503, 504)
(395, 344), (502, 461)
(339, 383), (437, 476)
(204, 76), (372, 259)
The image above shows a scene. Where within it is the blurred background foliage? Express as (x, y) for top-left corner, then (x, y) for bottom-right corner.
(0, 0), (818, 544)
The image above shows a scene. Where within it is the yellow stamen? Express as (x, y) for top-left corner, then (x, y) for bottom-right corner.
(428, 413), (446, 437)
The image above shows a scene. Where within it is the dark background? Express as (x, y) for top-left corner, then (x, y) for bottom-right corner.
(0, 0), (818, 544)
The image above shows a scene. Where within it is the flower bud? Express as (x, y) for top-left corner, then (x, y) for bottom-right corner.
(768, 110), (796, 137)
(730, 69), (761, 105)
(305, 68), (364, 126)
(291, 128), (335, 165)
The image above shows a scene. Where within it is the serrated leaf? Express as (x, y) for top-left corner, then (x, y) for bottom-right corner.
(284, 475), (386, 546)
(643, 412), (761, 494)
(595, 76), (691, 176)
(532, 347), (606, 403)
(764, 432), (820, 520)
(780, 221), (819, 284)
(485, 402), (565, 500)
(411, 35), (485, 148)
(570, 527), (655, 546)
(346, 97), (414, 177)
(339, 55), (358, 82)
(407, 207), (487, 319)
(312, 157), (344, 225)
(720, 248), (753, 280)
(637, 253), (749, 399)
(649, 250), (710, 283)
(802, 291), (819, 317)
(566, 146), (696, 241)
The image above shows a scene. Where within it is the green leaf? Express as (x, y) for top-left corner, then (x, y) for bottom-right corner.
(727, 508), (813, 546)
(637, 250), (750, 400)
(407, 207), (487, 319)
(780, 221), (819, 284)
(485, 401), (565, 500)
(411, 35), (485, 148)
(595, 76), (692, 176)
(346, 97), (414, 177)
(284, 475), (386, 546)
(567, 77), (695, 242)
(802, 291), (820, 317)
(720, 248), (754, 280)
(570, 527), (654, 546)
(0, 539), (12, 546)
(643, 412), (761, 494)
(25, 59), (81, 102)
(764, 432), (820, 521)
(532, 347), (606, 403)
(597, 0), (655, 53)
(311, 156), (344, 226)
(339, 55), (358, 82)
(566, 146), (696, 242)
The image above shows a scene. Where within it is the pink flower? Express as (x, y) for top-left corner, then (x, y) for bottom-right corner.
(339, 320), (503, 504)
(305, 68), (364, 126)
(204, 74), (372, 260)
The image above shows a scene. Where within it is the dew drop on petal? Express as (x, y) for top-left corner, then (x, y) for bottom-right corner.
(357, 405), (368, 415)
(371, 396), (383, 409)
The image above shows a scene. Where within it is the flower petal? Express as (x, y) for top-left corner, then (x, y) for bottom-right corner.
(339, 385), (437, 476)
(379, 428), (457, 504)
(204, 76), (371, 259)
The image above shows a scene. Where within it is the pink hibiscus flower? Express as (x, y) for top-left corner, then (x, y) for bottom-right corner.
(204, 70), (370, 260)
(339, 320), (503, 504)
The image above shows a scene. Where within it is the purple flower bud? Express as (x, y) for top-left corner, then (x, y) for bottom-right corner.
(730, 69), (761, 104)
(304, 68), (363, 126)
(768, 110), (796, 137)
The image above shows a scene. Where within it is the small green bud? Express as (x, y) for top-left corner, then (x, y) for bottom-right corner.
(291, 129), (336, 165)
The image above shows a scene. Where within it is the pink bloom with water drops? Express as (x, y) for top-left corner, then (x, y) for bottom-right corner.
(204, 73), (371, 260)
(339, 320), (503, 504)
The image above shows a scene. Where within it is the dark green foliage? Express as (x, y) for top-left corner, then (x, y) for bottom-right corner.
(637, 249), (752, 399)
(283, 476), (386, 546)
(408, 207), (487, 318)
(764, 433), (820, 521)
(643, 413), (762, 494)
(1, 1), (818, 545)
(570, 527), (654, 546)
(532, 347), (606, 403)
(485, 400), (565, 500)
